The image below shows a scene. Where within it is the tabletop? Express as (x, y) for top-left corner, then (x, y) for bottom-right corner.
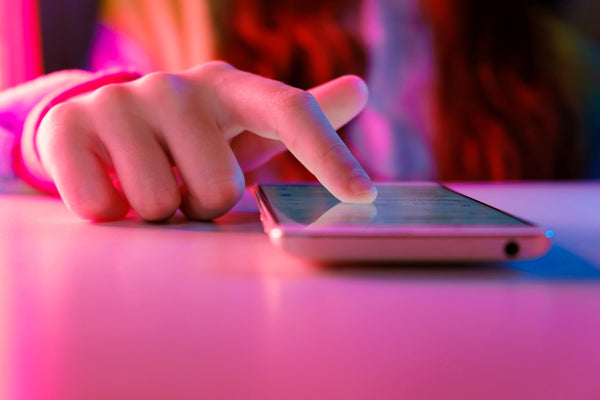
(1, 181), (599, 400)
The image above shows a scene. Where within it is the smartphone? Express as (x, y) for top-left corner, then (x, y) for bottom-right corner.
(252, 182), (552, 262)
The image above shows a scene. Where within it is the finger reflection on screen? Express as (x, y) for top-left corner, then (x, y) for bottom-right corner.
(308, 202), (378, 228)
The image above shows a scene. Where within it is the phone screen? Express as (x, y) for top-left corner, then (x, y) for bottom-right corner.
(259, 183), (529, 227)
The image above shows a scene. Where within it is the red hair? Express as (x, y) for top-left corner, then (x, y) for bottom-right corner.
(421, 0), (582, 180)
(214, 0), (366, 89)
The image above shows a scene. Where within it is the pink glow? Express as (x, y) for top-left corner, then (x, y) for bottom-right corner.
(0, 248), (10, 400)
(0, 184), (600, 399)
(0, 0), (43, 89)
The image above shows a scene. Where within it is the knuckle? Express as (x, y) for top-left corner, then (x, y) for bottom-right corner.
(271, 88), (317, 114)
(201, 60), (234, 72)
(321, 141), (350, 164)
(186, 61), (236, 98)
(137, 72), (194, 112)
(139, 71), (182, 93)
(38, 102), (83, 156)
(43, 101), (77, 127)
(41, 101), (81, 135)
(92, 83), (132, 109)
(66, 190), (118, 221)
(191, 60), (235, 78)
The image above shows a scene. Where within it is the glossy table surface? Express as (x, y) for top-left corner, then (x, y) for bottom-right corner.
(1, 181), (599, 400)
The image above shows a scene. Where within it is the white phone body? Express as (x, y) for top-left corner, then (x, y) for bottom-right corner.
(253, 182), (552, 262)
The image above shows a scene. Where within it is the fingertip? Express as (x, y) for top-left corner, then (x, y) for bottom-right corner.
(309, 75), (369, 130)
(341, 75), (369, 107)
(345, 169), (378, 203)
(323, 169), (378, 204)
(67, 189), (131, 222)
(349, 187), (378, 204)
(91, 200), (131, 222)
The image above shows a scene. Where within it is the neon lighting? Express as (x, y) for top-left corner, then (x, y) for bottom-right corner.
(0, 0), (42, 89)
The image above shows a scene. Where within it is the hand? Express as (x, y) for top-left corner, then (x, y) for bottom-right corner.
(30, 62), (376, 221)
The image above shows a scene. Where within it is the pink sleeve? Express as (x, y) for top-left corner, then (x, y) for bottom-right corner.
(0, 69), (141, 193)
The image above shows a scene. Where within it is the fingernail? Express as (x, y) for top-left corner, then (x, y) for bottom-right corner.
(348, 170), (378, 201)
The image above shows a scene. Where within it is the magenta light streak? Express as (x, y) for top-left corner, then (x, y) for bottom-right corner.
(0, 0), (42, 89)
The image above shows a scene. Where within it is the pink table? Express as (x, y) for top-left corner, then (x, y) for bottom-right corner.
(1, 182), (599, 399)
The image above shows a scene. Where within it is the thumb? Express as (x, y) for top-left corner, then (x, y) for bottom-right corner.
(310, 74), (369, 130)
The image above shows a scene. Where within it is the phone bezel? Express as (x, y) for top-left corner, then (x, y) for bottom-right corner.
(253, 182), (552, 262)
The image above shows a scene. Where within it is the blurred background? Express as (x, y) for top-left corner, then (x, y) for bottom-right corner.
(1, 0), (599, 182)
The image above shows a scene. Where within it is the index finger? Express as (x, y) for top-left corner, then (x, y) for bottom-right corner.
(185, 62), (377, 203)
